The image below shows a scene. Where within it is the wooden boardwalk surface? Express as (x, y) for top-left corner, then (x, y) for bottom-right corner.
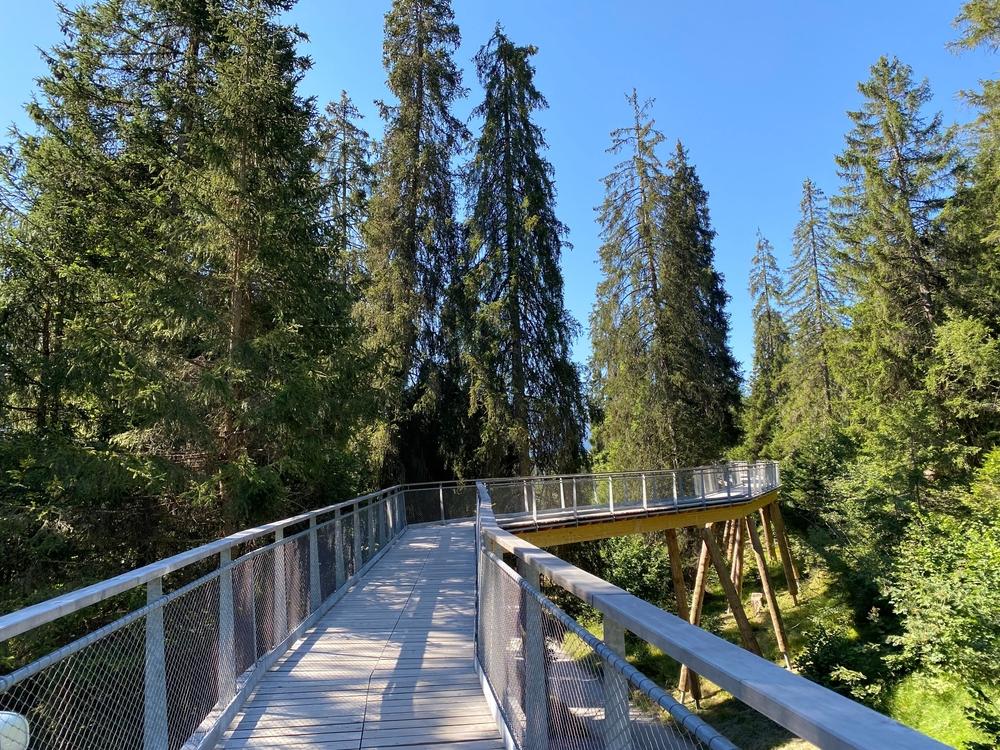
(217, 523), (502, 750)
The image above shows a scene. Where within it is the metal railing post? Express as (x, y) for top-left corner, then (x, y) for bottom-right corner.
(353, 506), (362, 572)
(602, 613), (632, 750)
(608, 476), (615, 514)
(572, 478), (578, 519)
(334, 508), (346, 589)
(523, 481), (530, 514)
(641, 473), (648, 510)
(144, 577), (168, 750)
(559, 477), (566, 509)
(308, 516), (321, 612)
(273, 529), (287, 639)
(218, 548), (236, 705)
(367, 501), (376, 556)
(518, 559), (549, 750)
(531, 481), (538, 523)
(439, 485), (446, 523)
(378, 496), (387, 547)
(725, 464), (732, 499)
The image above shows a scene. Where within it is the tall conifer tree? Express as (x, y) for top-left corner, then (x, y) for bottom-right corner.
(317, 91), (373, 287)
(743, 231), (790, 458)
(781, 179), (842, 444)
(591, 98), (740, 469)
(465, 27), (585, 476)
(361, 0), (469, 482)
(590, 93), (671, 470)
(834, 56), (959, 400)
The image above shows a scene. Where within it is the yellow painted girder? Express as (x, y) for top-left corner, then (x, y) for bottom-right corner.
(513, 490), (779, 546)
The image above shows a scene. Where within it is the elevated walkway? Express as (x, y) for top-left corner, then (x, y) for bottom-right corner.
(218, 524), (499, 750)
(0, 462), (949, 750)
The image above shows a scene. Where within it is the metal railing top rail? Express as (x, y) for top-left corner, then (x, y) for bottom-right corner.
(479, 460), (778, 487)
(0, 486), (400, 643)
(475, 482), (947, 750)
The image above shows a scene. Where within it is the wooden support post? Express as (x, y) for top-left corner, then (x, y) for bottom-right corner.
(769, 502), (799, 605)
(700, 524), (761, 655)
(665, 530), (702, 703)
(760, 506), (777, 562)
(732, 521), (745, 601)
(677, 534), (710, 700)
(744, 516), (791, 668)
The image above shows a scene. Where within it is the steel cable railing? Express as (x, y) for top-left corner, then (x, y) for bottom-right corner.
(0, 490), (406, 750)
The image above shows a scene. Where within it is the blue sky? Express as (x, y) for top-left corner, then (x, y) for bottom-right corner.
(1, 1), (994, 378)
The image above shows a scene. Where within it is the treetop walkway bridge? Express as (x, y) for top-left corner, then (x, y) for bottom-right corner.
(0, 462), (947, 750)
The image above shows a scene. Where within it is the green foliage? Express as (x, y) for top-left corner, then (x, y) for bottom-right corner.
(464, 26), (586, 476)
(593, 535), (671, 607)
(742, 231), (789, 459)
(360, 0), (471, 483)
(590, 95), (740, 471)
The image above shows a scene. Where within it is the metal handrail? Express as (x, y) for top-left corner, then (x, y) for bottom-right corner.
(475, 480), (948, 750)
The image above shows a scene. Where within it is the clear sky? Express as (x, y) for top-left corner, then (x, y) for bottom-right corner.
(1, 1), (994, 378)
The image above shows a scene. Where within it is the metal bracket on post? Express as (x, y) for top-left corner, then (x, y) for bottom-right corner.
(273, 529), (287, 641)
(144, 577), (168, 750)
(308, 516), (321, 612)
(602, 613), (632, 750)
(518, 559), (549, 750)
(334, 509), (346, 590)
(218, 548), (236, 706)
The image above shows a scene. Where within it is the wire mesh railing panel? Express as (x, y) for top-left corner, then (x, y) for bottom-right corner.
(317, 520), (337, 601)
(163, 577), (220, 750)
(250, 548), (278, 659)
(283, 534), (311, 634)
(0, 615), (146, 750)
(478, 546), (737, 750)
(231, 557), (258, 677)
(342, 511), (357, 578)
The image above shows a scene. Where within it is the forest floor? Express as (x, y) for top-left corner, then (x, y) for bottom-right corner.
(579, 529), (985, 749)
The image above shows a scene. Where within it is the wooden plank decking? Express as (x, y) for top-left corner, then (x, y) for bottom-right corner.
(217, 522), (502, 750)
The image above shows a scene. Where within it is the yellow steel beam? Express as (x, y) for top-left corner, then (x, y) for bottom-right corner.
(513, 490), (780, 546)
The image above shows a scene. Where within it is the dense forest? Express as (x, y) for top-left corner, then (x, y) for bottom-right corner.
(1, 0), (998, 747)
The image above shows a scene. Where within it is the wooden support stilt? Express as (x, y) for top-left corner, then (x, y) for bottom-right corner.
(769, 501), (799, 605)
(701, 524), (761, 656)
(724, 519), (737, 564)
(744, 516), (791, 668)
(760, 506), (777, 562)
(677, 533), (709, 701)
(729, 520), (744, 599)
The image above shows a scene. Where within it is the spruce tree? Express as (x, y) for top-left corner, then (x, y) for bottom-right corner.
(316, 91), (373, 287)
(833, 56), (959, 399)
(782, 179), (842, 445)
(590, 93), (671, 470)
(743, 231), (790, 459)
(361, 0), (469, 482)
(654, 142), (742, 466)
(465, 27), (585, 475)
(590, 98), (740, 470)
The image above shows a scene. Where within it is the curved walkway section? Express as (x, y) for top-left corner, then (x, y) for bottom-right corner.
(217, 523), (501, 750)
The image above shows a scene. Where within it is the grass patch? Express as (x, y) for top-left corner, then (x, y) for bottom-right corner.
(888, 673), (987, 748)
